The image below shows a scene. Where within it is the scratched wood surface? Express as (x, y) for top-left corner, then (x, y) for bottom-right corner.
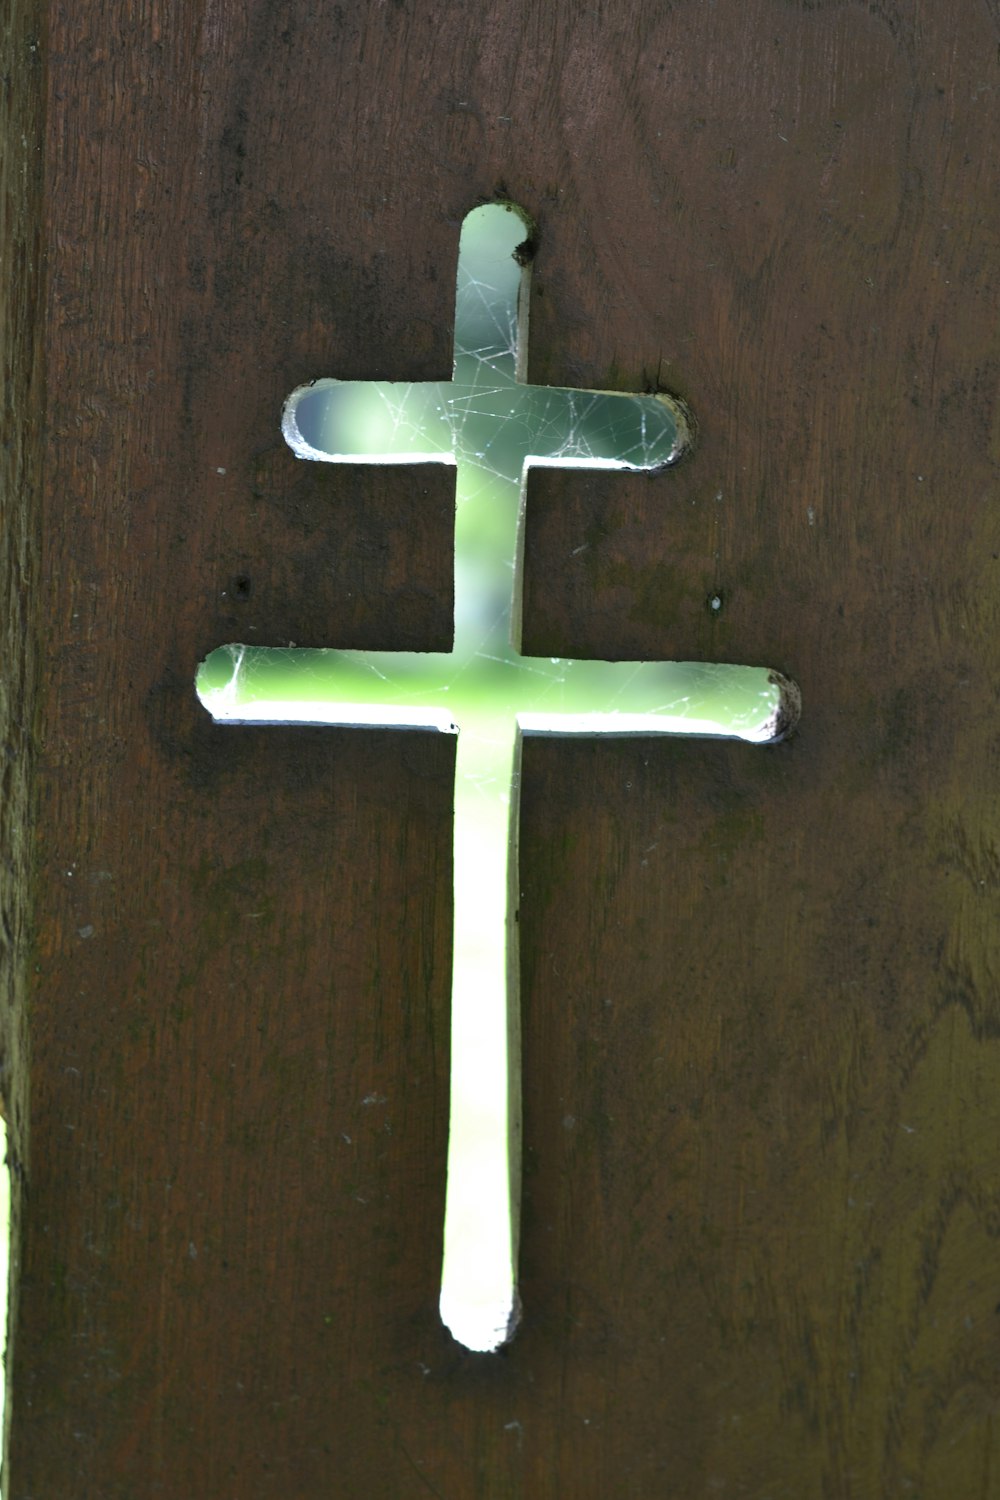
(4, 0), (999, 1494)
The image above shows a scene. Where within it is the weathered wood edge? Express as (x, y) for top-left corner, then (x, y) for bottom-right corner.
(0, 0), (44, 1477)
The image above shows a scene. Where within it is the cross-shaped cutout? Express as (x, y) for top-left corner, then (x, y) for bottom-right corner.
(199, 203), (799, 1351)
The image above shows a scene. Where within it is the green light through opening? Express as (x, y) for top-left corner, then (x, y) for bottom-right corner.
(197, 203), (799, 1352)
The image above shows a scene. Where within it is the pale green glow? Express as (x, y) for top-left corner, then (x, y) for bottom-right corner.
(198, 204), (795, 1352)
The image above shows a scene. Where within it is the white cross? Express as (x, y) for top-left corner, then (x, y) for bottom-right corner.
(201, 203), (799, 1352)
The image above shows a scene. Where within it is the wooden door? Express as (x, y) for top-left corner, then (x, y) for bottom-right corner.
(3, 0), (999, 1493)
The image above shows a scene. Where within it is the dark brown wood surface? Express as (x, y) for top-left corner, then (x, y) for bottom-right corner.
(3, 0), (999, 1494)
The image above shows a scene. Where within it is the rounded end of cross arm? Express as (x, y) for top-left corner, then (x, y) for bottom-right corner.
(281, 384), (312, 459)
(652, 393), (698, 465)
(281, 379), (344, 462)
(764, 672), (802, 742)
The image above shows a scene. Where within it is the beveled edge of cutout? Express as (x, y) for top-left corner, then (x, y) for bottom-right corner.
(763, 671), (802, 742)
(280, 378), (458, 467)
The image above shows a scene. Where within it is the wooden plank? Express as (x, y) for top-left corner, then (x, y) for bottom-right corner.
(7, 2), (464, 1493)
(510, 3), (1000, 1493)
(21, 724), (454, 1495)
(4, 0), (999, 1493)
(0, 0), (45, 1469)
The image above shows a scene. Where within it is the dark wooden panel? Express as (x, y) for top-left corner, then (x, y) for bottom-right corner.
(516, 732), (1000, 1497)
(0, 0), (45, 1453)
(5, 0), (999, 1493)
(20, 714), (455, 1497)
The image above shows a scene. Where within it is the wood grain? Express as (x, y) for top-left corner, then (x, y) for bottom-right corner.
(4, 0), (999, 1493)
(0, 0), (44, 1462)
